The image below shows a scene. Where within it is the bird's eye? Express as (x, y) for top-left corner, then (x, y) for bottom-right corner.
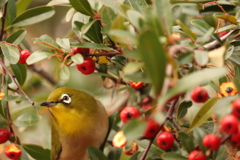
(61, 94), (71, 104)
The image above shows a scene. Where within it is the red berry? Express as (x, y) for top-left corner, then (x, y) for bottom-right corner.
(4, 144), (22, 159)
(143, 118), (161, 138)
(232, 99), (240, 118)
(120, 106), (140, 123)
(230, 131), (240, 148)
(0, 128), (10, 144)
(156, 132), (174, 150)
(76, 58), (95, 75)
(19, 49), (31, 64)
(220, 115), (238, 134)
(129, 81), (144, 89)
(190, 86), (209, 103)
(188, 150), (207, 160)
(202, 134), (221, 151)
(72, 47), (89, 55)
(218, 31), (228, 37)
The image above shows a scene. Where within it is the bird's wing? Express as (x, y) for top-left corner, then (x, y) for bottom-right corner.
(51, 121), (62, 160)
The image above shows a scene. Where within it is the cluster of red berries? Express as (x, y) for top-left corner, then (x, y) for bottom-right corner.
(0, 128), (22, 159)
(72, 47), (96, 75)
(18, 49), (31, 64)
(115, 106), (175, 154)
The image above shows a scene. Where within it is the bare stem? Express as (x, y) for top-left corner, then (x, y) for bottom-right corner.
(0, 59), (38, 111)
(0, 2), (8, 41)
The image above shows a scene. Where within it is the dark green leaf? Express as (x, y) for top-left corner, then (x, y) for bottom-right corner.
(1, 76), (9, 119)
(178, 132), (194, 153)
(158, 67), (227, 105)
(107, 147), (122, 160)
(0, 114), (8, 128)
(14, 112), (41, 127)
(12, 6), (55, 27)
(191, 19), (222, 44)
(214, 145), (227, 160)
(129, 151), (141, 160)
(138, 30), (166, 94)
(0, 42), (20, 64)
(177, 101), (192, 119)
(5, 0), (16, 28)
(10, 63), (26, 86)
(6, 29), (27, 45)
(178, 53), (193, 65)
(22, 144), (51, 160)
(69, 0), (93, 16)
(88, 146), (108, 160)
(74, 21), (103, 43)
(123, 119), (147, 140)
(190, 97), (218, 132)
(162, 152), (187, 160)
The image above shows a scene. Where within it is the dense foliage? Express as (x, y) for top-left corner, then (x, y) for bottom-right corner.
(1, 0), (240, 159)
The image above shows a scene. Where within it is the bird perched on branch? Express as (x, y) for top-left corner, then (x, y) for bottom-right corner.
(41, 87), (109, 160)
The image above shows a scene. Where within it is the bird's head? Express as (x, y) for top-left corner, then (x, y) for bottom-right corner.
(40, 87), (97, 135)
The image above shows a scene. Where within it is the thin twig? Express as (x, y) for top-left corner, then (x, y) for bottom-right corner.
(0, 2), (8, 41)
(0, 59), (38, 111)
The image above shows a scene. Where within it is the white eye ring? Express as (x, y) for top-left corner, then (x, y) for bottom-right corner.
(61, 94), (71, 104)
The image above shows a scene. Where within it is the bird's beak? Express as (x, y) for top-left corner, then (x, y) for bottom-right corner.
(40, 101), (57, 107)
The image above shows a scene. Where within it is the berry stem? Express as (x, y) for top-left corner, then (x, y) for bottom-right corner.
(0, 2), (7, 41)
(0, 59), (38, 112)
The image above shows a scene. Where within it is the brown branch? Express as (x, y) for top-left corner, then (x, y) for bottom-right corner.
(28, 65), (56, 85)
(0, 2), (8, 41)
(0, 59), (38, 111)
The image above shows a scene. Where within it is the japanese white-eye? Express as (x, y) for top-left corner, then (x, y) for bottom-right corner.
(41, 87), (109, 160)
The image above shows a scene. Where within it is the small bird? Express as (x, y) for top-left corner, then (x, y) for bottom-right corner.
(40, 87), (109, 160)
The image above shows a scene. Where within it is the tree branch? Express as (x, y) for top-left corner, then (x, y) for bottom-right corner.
(0, 2), (8, 41)
(0, 59), (38, 111)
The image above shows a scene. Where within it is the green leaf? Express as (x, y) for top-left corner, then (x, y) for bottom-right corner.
(127, 9), (144, 30)
(22, 144), (51, 160)
(101, 7), (117, 32)
(189, 97), (219, 132)
(129, 151), (141, 160)
(1, 76), (9, 119)
(214, 12), (237, 24)
(33, 34), (59, 49)
(5, 0), (16, 28)
(56, 38), (70, 51)
(0, 114), (8, 128)
(178, 132), (195, 153)
(107, 147), (122, 160)
(162, 152), (187, 160)
(191, 19), (222, 44)
(6, 29), (27, 45)
(71, 54), (84, 64)
(12, 6), (55, 27)
(158, 67), (227, 105)
(194, 50), (209, 66)
(177, 101), (192, 119)
(14, 112), (41, 127)
(16, 0), (32, 15)
(74, 20), (103, 43)
(109, 29), (137, 45)
(178, 53), (193, 65)
(10, 63), (27, 86)
(127, 0), (148, 13)
(137, 140), (164, 155)
(138, 30), (166, 94)
(155, 0), (173, 35)
(176, 19), (197, 43)
(88, 146), (108, 160)
(71, 42), (114, 50)
(0, 42), (20, 64)
(81, 19), (97, 35)
(60, 65), (70, 80)
(193, 128), (207, 153)
(26, 50), (52, 65)
(69, 0), (93, 16)
(123, 119), (147, 140)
